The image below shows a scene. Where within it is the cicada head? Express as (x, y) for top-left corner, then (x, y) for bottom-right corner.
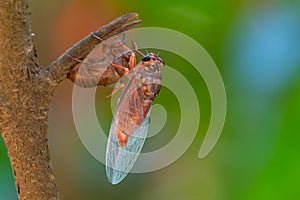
(142, 53), (164, 67)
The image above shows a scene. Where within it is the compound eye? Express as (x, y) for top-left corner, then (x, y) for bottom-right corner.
(142, 55), (151, 62)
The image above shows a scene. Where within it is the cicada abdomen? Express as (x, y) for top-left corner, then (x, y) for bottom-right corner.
(106, 53), (164, 184)
(67, 33), (132, 87)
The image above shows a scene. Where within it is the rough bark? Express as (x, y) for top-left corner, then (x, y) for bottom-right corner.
(0, 1), (141, 199)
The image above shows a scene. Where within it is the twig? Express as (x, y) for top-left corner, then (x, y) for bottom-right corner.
(47, 13), (142, 84)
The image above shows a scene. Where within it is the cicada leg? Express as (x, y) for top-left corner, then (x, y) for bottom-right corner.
(105, 44), (137, 98)
(106, 83), (126, 98)
(109, 40), (138, 75)
(116, 42), (137, 70)
(66, 54), (83, 63)
(66, 54), (84, 72)
(109, 61), (130, 75)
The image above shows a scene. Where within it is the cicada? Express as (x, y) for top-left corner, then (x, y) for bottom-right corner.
(68, 33), (164, 184)
(106, 52), (164, 184)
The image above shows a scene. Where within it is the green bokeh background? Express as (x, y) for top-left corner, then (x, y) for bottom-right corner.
(1, 0), (300, 199)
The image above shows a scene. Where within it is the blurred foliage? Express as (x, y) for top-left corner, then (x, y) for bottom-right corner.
(0, 136), (18, 200)
(1, 0), (300, 199)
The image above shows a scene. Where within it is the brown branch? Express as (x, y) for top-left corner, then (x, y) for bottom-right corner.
(0, 2), (142, 198)
(47, 13), (142, 84)
(0, 0), (59, 199)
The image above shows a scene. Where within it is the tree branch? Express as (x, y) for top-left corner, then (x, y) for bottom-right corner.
(0, 2), (142, 198)
(0, 1), (59, 199)
(47, 13), (142, 84)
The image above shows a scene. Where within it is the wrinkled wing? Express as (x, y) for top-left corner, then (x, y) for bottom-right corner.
(75, 33), (127, 87)
(106, 74), (150, 184)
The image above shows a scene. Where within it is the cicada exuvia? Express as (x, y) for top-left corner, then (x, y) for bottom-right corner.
(68, 33), (135, 87)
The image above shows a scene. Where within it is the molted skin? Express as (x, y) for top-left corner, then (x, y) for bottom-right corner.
(67, 33), (131, 87)
(67, 51), (132, 87)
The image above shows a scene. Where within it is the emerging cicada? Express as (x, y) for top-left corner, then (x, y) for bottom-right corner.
(69, 33), (164, 184)
(106, 51), (164, 184)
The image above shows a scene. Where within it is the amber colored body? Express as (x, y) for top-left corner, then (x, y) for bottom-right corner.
(113, 53), (164, 146)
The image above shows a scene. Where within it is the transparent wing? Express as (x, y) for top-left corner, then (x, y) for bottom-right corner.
(106, 73), (150, 184)
(74, 33), (128, 87)
(106, 113), (149, 185)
